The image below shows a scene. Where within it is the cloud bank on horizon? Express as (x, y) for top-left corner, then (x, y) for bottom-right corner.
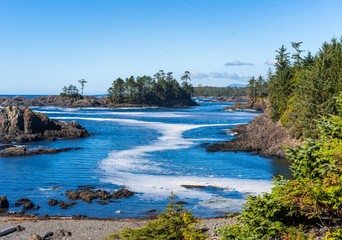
(224, 60), (254, 66)
(191, 72), (251, 82)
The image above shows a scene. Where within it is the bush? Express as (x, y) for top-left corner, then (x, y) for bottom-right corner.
(219, 110), (342, 239)
(106, 194), (206, 240)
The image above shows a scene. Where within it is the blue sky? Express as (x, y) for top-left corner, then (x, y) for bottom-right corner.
(0, 0), (341, 94)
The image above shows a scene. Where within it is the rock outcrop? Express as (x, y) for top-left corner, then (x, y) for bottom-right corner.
(66, 187), (135, 203)
(0, 146), (81, 157)
(206, 113), (300, 158)
(0, 196), (9, 208)
(225, 99), (267, 112)
(0, 106), (89, 143)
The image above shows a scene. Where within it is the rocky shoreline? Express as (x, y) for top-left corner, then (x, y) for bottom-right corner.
(0, 187), (234, 239)
(0, 95), (197, 108)
(0, 186), (136, 217)
(206, 112), (300, 158)
(0, 146), (81, 157)
(0, 106), (89, 157)
(0, 106), (89, 144)
(0, 216), (234, 240)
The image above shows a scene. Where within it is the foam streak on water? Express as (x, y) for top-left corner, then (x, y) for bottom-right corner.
(54, 116), (272, 209)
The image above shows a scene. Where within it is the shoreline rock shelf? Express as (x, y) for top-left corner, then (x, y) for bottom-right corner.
(0, 95), (198, 108)
(206, 112), (300, 158)
(0, 146), (82, 157)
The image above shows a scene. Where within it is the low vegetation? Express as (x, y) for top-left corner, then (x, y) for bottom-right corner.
(219, 107), (342, 239)
(106, 194), (206, 240)
(60, 79), (87, 98)
(60, 84), (82, 98)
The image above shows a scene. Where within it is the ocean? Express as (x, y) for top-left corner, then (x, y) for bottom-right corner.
(0, 101), (290, 218)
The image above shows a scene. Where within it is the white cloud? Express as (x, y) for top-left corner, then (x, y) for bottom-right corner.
(192, 71), (251, 81)
(224, 60), (254, 66)
(191, 72), (210, 79)
(264, 58), (277, 66)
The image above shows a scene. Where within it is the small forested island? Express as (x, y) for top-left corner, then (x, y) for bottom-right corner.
(0, 70), (198, 108)
(107, 70), (197, 107)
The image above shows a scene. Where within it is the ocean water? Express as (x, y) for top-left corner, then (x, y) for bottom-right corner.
(0, 102), (290, 218)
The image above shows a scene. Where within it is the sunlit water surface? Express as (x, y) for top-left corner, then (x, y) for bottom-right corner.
(0, 101), (290, 218)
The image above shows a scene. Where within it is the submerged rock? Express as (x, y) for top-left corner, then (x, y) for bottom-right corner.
(48, 198), (76, 209)
(14, 198), (35, 210)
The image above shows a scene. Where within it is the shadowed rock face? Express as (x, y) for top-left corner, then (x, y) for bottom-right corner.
(0, 106), (89, 143)
(206, 113), (300, 158)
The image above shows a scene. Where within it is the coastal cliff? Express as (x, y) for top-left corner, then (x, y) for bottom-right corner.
(207, 111), (299, 158)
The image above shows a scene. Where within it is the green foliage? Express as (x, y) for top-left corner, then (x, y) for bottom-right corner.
(107, 194), (206, 240)
(247, 75), (268, 103)
(78, 78), (87, 96)
(268, 37), (342, 137)
(325, 228), (342, 240)
(219, 192), (288, 239)
(108, 70), (196, 107)
(219, 112), (342, 239)
(60, 84), (82, 98)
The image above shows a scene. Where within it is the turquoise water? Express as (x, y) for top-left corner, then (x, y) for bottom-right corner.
(0, 101), (290, 218)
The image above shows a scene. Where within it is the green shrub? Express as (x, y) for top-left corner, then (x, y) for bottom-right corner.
(219, 110), (342, 239)
(106, 194), (206, 240)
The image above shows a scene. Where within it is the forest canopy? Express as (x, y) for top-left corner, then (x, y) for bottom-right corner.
(267, 38), (342, 137)
(221, 37), (342, 240)
(107, 70), (197, 107)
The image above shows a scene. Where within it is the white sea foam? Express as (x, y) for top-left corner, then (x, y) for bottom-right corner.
(54, 115), (269, 209)
(101, 173), (272, 200)
(41, 110), (191, 118)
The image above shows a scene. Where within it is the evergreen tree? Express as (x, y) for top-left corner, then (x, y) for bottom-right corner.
(78, 78), (87, 95)
(268, 45), (293, 120)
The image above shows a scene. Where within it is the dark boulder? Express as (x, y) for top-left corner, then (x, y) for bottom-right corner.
(48, 198), (76, 209)
(15, 198), (35, 210)
(0, 196), (9, 208)
(58, 201), (76, 209)
(65, 190), (80, 200)
(112, 188), (135, 199)
(48, 199), (59, 206)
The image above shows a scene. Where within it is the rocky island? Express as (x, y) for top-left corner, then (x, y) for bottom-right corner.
(0, 106), (89, 157)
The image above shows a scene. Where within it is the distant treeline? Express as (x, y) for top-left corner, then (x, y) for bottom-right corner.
(107, 70), (196, 107)
(193, 86), (247, 97)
